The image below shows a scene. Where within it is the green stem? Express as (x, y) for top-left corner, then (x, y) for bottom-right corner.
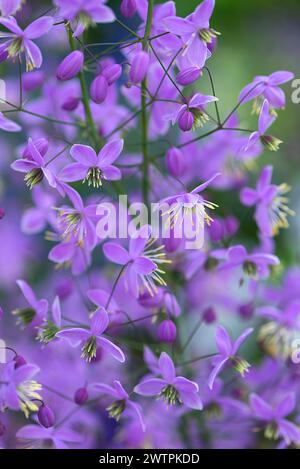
(141, 0), (154, 209)
(67, 26), (100, 150)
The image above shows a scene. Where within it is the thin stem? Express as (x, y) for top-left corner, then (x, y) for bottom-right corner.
(67, 26), (100, 149)
(222, 81), (263, 126)
(204, 66), (221, 126)
(176, 352), (218, 367)
(141, 0), (154, 209)
(150, 42), (184, 99)
(45, 145), (69, 166)
(18, 56), (23, 109)
(181, 317), (204, 353)
(116, 18), (142, 39)
(41, 384), (74, 402)
(105, 264), (128, 310)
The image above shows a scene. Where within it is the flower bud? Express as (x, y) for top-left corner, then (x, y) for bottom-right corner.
(138, 289), (164, 308)
(164, 235), (182, 253)
(129, 51), (149, 84)
(74, 387), (89, 405)
(178, 110), (194, 131)
(102, 63), (122, 85)
(203, 306), (216, 324)
(209, 219), (224, 243)
(224, 216), (239, 238)
(38, 404), (55, 428)
(13, 355), (27, 368)
(238, 302), (254, 319)
(0, 421), (6, 437)
(90, 75), (108, 104)
(164, 292), (181, 317)
(22, 71), (45, 92)
(56, 51), (84, 81)
(158, 320), (177, 343)
(0, 208), (5, 220)
(120, 0), (137, 18)
(62, 95), (80, 111)
(166, 147), (185, 177)
(176, 67), (202, 86)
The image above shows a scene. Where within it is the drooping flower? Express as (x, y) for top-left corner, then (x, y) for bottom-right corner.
(244, 100), (282, 152)
(240, 165), (294, 237)
(208, 326), (253, 389)
(0, 111), (21, 132)
(37, 296), (62, 344)
(16, 424), (82, 449)
(59, 139), (123, 188)
(257, 300), (300, 359)
(103, 225), (171, 298)
(239, 71), (294, 114)
(11, 138), (57, 190)
(0, 361), (42, 417)
(56, 307), (125, 363)
(0, 16), (53, 70)
(166, 93), (218, 131)
(55, 0), (115, 37)
(134, 352), (203, 410)
(250, 393), (300, 445)
(13, 279), (48, 327)
(92, 380), (145, 431)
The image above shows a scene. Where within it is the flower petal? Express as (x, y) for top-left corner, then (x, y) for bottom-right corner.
(90, 307), (109, 335)
(70, 144), (97, 166)
(159, 352), (176, 382)
(103, 242), (130, 265)
(98, 139), (124, 167)
(97, 337), (125, 363)
(134, 378), (166, 396)
(56, 328), (90, 347)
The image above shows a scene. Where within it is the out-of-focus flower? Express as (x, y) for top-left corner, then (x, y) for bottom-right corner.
(16, 424), (82, 449)
(13, 279), (48, 327)
(0, 16), (53, 70)
(0, 111), (21, 132)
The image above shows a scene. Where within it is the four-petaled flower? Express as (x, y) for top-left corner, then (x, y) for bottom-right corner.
(59, 139), (123, 188)
(208, 326), (253, 389)
(134, 351), (203, 410)
(56, 306), (125, 363)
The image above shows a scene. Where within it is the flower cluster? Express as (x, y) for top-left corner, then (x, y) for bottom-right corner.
(0, 0), (299, 450)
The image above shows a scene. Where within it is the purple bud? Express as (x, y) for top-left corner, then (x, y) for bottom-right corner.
(0, 208), (5, 220)
(38, 404), (55, 428)
(203, 306), (217, 324)
(158, 320), (177, 343)
(178, 110), (194, 131)
(120, 0), (137, 18)
(238, 302), (254, 319)
(129, 51), (149, 84)
(74, 387), (89, 405)
(166, 147), (185, 177)
(176, 67), (202, 86)
(22, 71), (45, 92)
(56, 279), (73, 300)
(0, 421), (6, 437)
(224, 216), (239, 238)
(56, 51), (84, 81)
(138, 289), (164, 308)
(62, 95), (80, 111)
(164, 235), (182, 253)
(90, 75), (108, 104)
(102, 63), (122, 85)
(164, 292), (181, 317)
(13, 355), (27, 368)
(209, 219), (224, 243)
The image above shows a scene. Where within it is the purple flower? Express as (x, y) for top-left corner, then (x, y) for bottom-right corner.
(120, 0), (137, 19)
(0, 16), (53, 70)
(134, 352), (203, 410)
(129, 50), (150, 84)
(37, 404), (55, 428)
(59, 139), (123, 188)
(13, 279), (48, 327)
(90, 74), (108, 103)
(240, 165), (294, 237)
(37, 295), (62, 344)
(55, 0), (115, 37)
(250, 393), (300, 445)
(0, 0), (23, 17)
(0, 111), (21, 132)
(92, 380), (145, 431)
(21, 186), (57, 235)
(16, 424), (82, 449)
(56, 307), (125, 363)
(0, 361), (41, 417)
(11, 138), (57, 190)
(167, 93), (218, 131)
(219, 244), (279, 279)
(103, 225), (171, 298)
(239, 71), (294, 112)
(245, 100), (282, 152)
(56, 51), (84, 81)
(208, 326), (253, 389)
(48, 234), (93, 276)
(164, 0), (218, 69)
(166, 147), (186, 177)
